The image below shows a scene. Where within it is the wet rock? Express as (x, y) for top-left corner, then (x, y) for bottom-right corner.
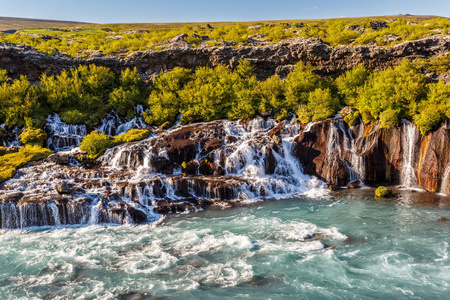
(56, 182), (72, 194)
(127, 207), (147, 223)
(198, 160), (216, 175)
(204, 138), (223, 152)
(47, 153), (70, 165)
(0, 192), (24, 203)
(225, 136), (238, 143)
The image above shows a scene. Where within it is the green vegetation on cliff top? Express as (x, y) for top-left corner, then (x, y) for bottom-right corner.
(0, 15), (448, 57)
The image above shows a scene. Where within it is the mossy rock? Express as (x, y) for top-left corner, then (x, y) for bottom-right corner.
(0, 145), (53, 183)
(375, 186), (395, 198)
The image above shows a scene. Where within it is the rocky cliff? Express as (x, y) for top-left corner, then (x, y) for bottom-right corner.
(294, 118), (450, 193)
(1, 35), (450, 81)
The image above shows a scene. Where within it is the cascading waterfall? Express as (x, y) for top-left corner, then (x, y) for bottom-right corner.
(44, 114), (87, 151)
(0, 125), (22, 148)
(44, 106), (148, 152)
(96, 105), (147, 136)
(0, 118), (328, 229)
(322, 119), (365, 186)
(401, 120), (419, 188)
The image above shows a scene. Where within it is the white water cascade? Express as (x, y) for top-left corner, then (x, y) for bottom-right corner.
(44, 114), (88, 151)
(43, 106), (148, 152)
(0, 125), (22, 148)
(401, 120), (419, 188)
(439, 164), (450, 195)
(0, 118), (330, 229)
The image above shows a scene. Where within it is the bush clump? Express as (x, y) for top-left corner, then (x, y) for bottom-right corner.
(0, 145), (52, 183)
(80, 129), (150, 159)
(375, 186), (395, 198)
(19, 128), (47, 146)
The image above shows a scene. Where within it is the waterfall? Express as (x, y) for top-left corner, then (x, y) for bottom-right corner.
(96, 105), (147, 136)
(44, 114), (87, 151)
(321, 119), (365, 186)
(401, 120), (419, 188)
(439, 164), (450, 195)
(0, 117), (330, 229)
(0, 125), (22, 148)
(44, 106), (148, 152)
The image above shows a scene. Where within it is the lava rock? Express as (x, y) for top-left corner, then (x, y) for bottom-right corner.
(56, 182), (72, 194)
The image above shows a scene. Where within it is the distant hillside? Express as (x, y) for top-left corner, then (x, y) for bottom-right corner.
(0, 16), (91, 32)
(0, 14), (443, 33)
(90, 14), (444, 31)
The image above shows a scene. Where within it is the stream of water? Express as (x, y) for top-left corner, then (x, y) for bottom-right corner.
(0, 190), (448, 300)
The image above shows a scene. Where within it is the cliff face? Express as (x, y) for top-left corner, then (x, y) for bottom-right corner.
(294, 118), (450, 193)
(1, 35), (450, 81)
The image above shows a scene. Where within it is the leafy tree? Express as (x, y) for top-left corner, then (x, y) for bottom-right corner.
(284, 62), (321, 115)
(335, 65), (370, 106)
(109, 67), (148, 116)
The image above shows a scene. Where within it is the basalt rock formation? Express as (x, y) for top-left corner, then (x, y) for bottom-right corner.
(1, 35), (450, 81)
(294, 118), (450, 193)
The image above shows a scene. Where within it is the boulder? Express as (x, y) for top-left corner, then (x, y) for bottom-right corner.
(56, 182), (72, 194)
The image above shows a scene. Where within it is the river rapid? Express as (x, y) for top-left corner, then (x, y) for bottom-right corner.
(0, 189), (448, 300)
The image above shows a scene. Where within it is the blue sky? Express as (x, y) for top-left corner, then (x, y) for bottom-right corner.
(0, 0), (448, 23)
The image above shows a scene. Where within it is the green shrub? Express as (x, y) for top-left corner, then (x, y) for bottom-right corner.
(109, 68), (147, 116)
(306, 88), (340, 122)
(344, 110), (361, 126)
(79, 130), (116, 159)
(380, 108), (400, 128)
(0, 69), (8, 84)
(375, 186), (394, 198)
(80, 129), (150, 159)
(19, 128), (47, 146)
(336, 65), (369, 106)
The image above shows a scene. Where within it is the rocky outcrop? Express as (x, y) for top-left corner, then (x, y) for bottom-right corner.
(1, 35), (450, 81)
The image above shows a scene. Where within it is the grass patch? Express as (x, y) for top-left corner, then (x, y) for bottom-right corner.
(0, 145), (53, 183)
(80, 129), (150, 159)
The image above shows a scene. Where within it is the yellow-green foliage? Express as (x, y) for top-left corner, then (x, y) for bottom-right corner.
(18, 128), (47, 146)
(109, 67), (148, 116)
(79, 131), (115, 159)
(0, 145), (52, 183)
(0, 69), (8, 84)
(0, 146), (6, 156)
(80, 129), (150, 159)
(0, 65), (146, 127)
(0, 75), (43, 127)
(375, 186), (394, 198)
(40, 64), (115, 125)
(414, 81), (450, 135)
(344, 110), (361, 126)
(114, 128), (150, 143)
(355, 61), (428, 124)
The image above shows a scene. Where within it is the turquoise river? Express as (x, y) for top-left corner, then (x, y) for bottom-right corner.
(0, 189), (449, 299)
